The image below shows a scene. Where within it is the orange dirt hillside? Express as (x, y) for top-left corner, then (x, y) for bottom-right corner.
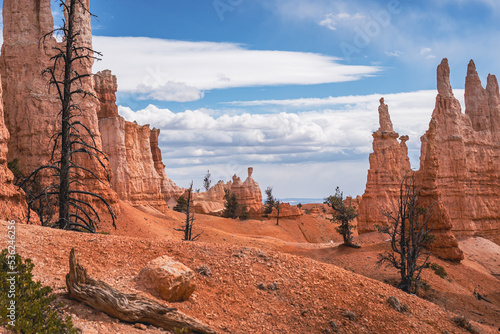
(1, 204), (499, 333)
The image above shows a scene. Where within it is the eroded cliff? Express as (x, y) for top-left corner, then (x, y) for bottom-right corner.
(0, 0), (118, 209)
(0, 75), (32, 222)
(95, 70), (183, 213)
(431, 59), (500, 237)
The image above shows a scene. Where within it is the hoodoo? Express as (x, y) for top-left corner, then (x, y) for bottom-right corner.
(357, 98), (411, 233)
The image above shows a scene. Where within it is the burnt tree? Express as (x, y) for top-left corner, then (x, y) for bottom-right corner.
(19, 0), (115, 232)
(377, 171), (435, 294)
(175, 182), (202, 241)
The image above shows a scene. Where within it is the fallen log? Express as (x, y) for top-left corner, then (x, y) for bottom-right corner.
(66, 248), (216, 334)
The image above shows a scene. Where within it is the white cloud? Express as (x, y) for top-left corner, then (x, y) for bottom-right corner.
(118, 89), (465, 197)
(419, 47), (435, 60)
(385, 50), (402, 57)
(135, 81), (204, 102)
(92, 36), (380, 102)
(318, 12), (365, 31)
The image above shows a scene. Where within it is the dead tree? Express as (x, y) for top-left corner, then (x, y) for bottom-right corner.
(324, 187), (358, 247)
(275, 200), (281, 225)
(175, 182), (202, 241)
(66, 248), (216, 334)
(19, 0), (115, 232)
(377, 171), (435, 294)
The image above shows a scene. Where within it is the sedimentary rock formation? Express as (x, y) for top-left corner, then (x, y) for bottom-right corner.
(269, 203), (303, 220)
(150, 128), (184, 200)
(0, 0), (117, 208)
(192, 181), (229, 214)
(95, 70), (182, 213)
(357, 99), (411, 233)
(94, 69), (118, 119)
(359, 58), (499, 255)
(0, 75), (32, 223)
(230, 168), (263, 218)
(193, 168), (263, 217)
(430, 59), (500, 236)
(416, 119), (464, 261)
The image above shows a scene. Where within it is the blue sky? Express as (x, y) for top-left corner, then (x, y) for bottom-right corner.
(3, 0), (500, 200)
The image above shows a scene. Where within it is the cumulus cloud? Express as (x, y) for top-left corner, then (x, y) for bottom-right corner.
(92, 36), (380, 102)
(117, 89), (461, 197)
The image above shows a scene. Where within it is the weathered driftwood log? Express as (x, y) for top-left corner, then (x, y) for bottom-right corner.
(66, 248), (216, 334)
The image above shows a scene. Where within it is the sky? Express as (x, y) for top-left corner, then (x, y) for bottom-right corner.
(3, 0), (500, 201)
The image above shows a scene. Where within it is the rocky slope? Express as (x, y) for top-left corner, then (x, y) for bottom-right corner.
(1, 214), (498, 333)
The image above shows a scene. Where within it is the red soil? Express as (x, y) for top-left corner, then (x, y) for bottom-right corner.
(1, 201), (498, 333)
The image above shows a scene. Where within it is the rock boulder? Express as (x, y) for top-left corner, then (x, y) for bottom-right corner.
(137, 255), (196, 302)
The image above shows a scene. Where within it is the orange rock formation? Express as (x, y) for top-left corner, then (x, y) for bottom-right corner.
(95, 70), (183, 213)
(193, 167), (263, 218)
(416, 119), (464, 261)
(230, 168), (263, 218)
(359, 58), (500, 259)
(0, 75), (31, 222)
(0, 0), (118, 208)
(357, 98), (411, 233)
(431, 59), (500, 237)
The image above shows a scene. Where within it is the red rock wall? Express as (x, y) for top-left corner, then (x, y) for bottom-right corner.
(359, 58), (499, 255)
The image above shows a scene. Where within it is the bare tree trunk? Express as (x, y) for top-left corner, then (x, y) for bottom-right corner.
(58, 0), (77, 229)
(66, 248), (216, 334)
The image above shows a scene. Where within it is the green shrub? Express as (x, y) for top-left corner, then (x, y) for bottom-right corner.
(0, 249), (77, 333)
(427, 263), (447, 279)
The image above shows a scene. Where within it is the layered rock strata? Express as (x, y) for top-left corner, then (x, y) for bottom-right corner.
(95, 70), (183, 213)
(431, 59), (500, 236)
(193, 167), (263, 218)
(360, 59), (500, 238)
(416, 119), (464, 261)
(230, 168), (263, 218)
(0, 0), (118, 209)
(0, 75), (32, 222)
(357, 98), (411, 233)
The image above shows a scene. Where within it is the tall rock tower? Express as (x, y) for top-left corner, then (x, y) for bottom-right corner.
(0, 0), (118, 207)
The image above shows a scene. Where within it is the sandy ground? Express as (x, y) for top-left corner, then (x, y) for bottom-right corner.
(1, 201), (499, 333)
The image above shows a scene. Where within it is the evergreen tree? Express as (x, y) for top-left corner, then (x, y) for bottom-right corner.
(325, 187), (359, 247)
(264, 186), (275, 216)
